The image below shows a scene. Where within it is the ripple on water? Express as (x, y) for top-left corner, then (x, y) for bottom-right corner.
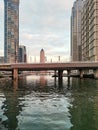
(0, 92), (8, 129)
(17, 93), (73, 130)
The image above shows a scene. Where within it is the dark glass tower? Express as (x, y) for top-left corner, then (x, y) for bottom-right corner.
(71, 0), (83, 61)
(19, 45), (27, 63)
(4, 0), (19, 63)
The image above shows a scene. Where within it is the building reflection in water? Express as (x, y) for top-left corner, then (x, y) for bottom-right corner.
(0, 76), (97, 130)
(0, 79), (19, 129)
(0, 78), (27, 130)
(94, 80), (98, 129)
(0, 75), (73, 130)
(70, 78), (98, 130)
(40, 75), (47, 88)
(13, 78), (18, 91)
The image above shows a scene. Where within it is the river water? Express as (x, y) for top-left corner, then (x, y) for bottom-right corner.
(0, 74), (98, 130)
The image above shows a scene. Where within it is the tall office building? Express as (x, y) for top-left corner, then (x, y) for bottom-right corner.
(40, 49), (45, 63)
(4, 0), (19, 63)
(81, 0), (98, 61)
(71, 0), (83, 61)
(19, 45), (27, 63)
(0, 57), (4, 63)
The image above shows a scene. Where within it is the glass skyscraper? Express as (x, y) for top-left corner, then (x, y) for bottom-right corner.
(19, 45), (27, 63)
(71, 0), (83, 61)
(4, 0), (19, 63)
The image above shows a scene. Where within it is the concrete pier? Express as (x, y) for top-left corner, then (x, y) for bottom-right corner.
(79, 70), (84, 78)
(12, 68), (18, 80)
(54, 70), (57, 83)
(58, 70), (63, 80)
(94, 69), (98, 79)
(67, 70), (71, 77)
(58, 70), (63, 84)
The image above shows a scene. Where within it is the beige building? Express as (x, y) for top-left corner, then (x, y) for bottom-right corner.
(81, 0), (98, 61)
(71, 0), (83, 61)
(40, 49), (45, 63)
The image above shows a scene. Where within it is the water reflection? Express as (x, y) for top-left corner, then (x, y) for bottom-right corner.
(70, 78), (98, 130)
(1, 75), (98, 130)
(0, 79), (25, 130)
(0, 92), (7, 129)
(0, 75), (72, 130)
(2, 90), (20, 129)
(13, 78), (18, 91)
(40, 75), (47, 88)
(17, 75), (73, 130)
(17, 93), (72, 130)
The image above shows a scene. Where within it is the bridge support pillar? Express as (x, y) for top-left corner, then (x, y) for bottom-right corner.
(54, 70), (57, 76)
(67, 70), (71, 87)
(67, 70), (71, 77)
(54, 70), (57, 82)
(94, 69), (98, 79)
(12, 68), (18, 80)
(58, 70), (63, 85)
(79, 70), (84, 78)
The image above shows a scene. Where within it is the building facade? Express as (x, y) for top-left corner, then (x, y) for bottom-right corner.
(4, 0), (19, 63)
(71, 0), (83, 61)
(0, 57), (4, 63)
(40, 49), (45, 63)
(81, 0), (98, 61)
(19, 45), (27, 63)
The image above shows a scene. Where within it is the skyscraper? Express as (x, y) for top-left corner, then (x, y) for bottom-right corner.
(4, 0), (19, 63)
(71, 0), (83, 61)
(19, 45), (27, 63)
(81, 0), (98, 61)
(40, 49), (45, 63)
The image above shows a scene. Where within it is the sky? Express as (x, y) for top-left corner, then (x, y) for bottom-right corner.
(0, 0), (74, 62)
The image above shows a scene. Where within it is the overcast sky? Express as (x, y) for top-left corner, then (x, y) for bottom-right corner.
(0, 0), (74, 62)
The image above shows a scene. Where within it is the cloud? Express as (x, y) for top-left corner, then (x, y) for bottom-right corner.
(0, 0), (75, 61)
(19, 0), (74, 60)
(0, 49), (4, 56)
(43, 0), (74, 12)
(20, 30), (70, 59)
(0, 1), (4, 11)
(20, 0), (74, 32)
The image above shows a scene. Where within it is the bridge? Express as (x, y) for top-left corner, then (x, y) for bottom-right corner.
(0, 62), (98, 80)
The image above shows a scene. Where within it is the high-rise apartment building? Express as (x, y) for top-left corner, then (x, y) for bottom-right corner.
(81, 0), (98, 61)
(4, 0), (19, 63)
(19, 45), (27, 63)
(71, 0), (83, 61)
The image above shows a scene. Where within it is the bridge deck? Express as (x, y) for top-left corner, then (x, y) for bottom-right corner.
(0, 62), (98, 71)
(11, 62), (98, 70)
